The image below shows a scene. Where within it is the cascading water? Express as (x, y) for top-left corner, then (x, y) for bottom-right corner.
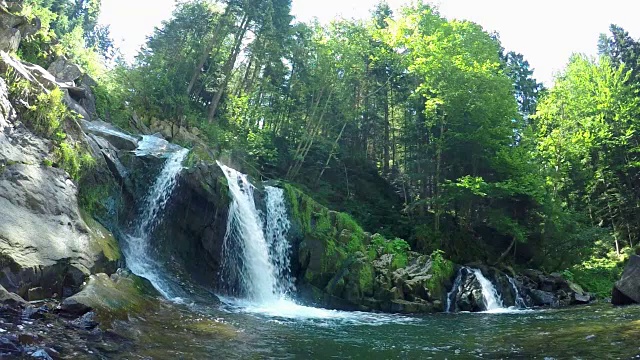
(470, 268), (505, 311)
(264, 186), (294, 296)
(446, 267), (466, 312)
(507, 275), (528, 309)
(218, 162), (279, 303)
(446, 267), (515, 312)
(123, 146), (189, 299)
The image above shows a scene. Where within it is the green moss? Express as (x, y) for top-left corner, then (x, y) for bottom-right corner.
(67, 273), (158, 326)
(426, 250), (455, 298)
(55, 142), (96, 180)
(336, 212), (364, 236)
(81, 210), (121, 262)
(564, 251), (627, 298)
(358, 264), (374, 293)
(392, 253), (408, 269)
(79, 182), (118, 219)
(6, 70), (95, 181)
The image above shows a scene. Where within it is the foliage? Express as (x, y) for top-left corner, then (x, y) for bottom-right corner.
(426, 250), (455, 297)
(21, 0), (639, 280)
(564, 248), (629, 298)
(6, 70), (94, 180)
(55, 142), (95, 180)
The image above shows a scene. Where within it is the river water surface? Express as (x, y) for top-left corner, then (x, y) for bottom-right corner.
(110, 301), (640, 359)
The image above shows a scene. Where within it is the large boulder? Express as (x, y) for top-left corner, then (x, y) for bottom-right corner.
(518, 270), (593, 307)
(612, 255), (640, 305)
(59, 270), (159, 323)
(0, 164), (121, 299)
(47, 57), (82, 83)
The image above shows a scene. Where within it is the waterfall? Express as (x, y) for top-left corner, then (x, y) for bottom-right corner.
(264, 186), (294, 296)
(218, 162), (279, 303)
(507, 275), (527, 309)
(446, 267), (512, 312)
(470, 268), (505, 311)
(446, 267), (466, 312)
(123, 147), (189, 299)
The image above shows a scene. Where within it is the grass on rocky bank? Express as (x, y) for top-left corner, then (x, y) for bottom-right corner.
(6, 68), (95, 180)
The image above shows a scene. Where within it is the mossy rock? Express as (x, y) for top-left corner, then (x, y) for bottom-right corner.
(81, 210), (121, 263)
(60, 270), (160, 325)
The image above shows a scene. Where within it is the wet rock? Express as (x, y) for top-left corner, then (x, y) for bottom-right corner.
(153, 162), (230, 288)
(612, 255), (640, 305)
(59, 271), (159, 324)
(530, 289), (559, 307)
(22, 304), (49, 320)
(70, 311), (99, 330)
(82, 120), (139, 151)
(0, 163), (120, 298)
(574, 292), (592, 304)
(58, 297), (92, 317)
(612, 286), (635, 306)
(0, 284), (26, 306)
(18, 332), (39, 345)
(31, 348), (53, 360)
(0, 334), (21, 356)
(27, 287), (47, 302)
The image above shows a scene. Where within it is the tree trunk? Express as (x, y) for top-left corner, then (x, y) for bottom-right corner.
(207, 14), (250, 123)
(383, 85), (390, 174)
(317, 122), (347, 184)
(186, 7), (232, 96)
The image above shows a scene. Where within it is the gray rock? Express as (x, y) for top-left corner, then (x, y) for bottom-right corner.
(47, 57), (82, 83)
(0, 284), (26, 306)
(0, 164), (119, 297)
(530, 289), (559, 307)
(0, 27), (19, 52)
(612, 255), (640, 305)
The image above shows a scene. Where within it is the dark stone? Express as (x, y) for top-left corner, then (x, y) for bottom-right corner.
(612, 255), (640, 305)
(58, 297), (92, 317)
(530, 289), (559, 307)
(574, 292), (591, 304)
(0, 335), (21, 356)
(70, 311), (99, 330)
(0, 285), (26, 306)
(612, 285), (636, 306)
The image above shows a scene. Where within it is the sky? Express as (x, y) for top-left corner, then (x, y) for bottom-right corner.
(99, 0), (640, 86)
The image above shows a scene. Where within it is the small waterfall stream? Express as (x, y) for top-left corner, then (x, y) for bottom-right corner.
(507, 275), (527, 309)
(264, 186), (294, 296)
(447, 267), (523, 313)
(471, 268), (505, 311)
(123, 145), (189, 299)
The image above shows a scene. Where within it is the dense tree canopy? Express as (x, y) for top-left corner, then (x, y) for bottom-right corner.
(22, 0), (640, 294)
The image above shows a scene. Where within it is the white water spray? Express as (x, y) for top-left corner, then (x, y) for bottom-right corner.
(264, 186), (294, 295)
(470, 268), (505, 311)
(446, 267), (466, 312)
(507, 275), (527, 309)
(124, 147), (189, 299)
(218, 162), (279, 303)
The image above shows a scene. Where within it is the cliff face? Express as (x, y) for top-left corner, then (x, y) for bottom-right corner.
(0, 55), (121, 299)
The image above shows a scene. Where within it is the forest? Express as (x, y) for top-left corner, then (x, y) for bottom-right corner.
(19, 0), (640, 297)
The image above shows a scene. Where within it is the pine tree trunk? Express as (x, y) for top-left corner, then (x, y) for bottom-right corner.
(208, 14), (250, 123)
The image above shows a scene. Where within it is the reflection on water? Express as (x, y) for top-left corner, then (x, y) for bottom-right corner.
(112, 300), (640, 359)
